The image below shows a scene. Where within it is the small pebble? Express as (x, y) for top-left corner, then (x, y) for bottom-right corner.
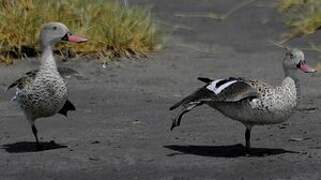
(91, 140), (100, 144)
(89, 157), (100, 161)
(289, 137), (303, 142)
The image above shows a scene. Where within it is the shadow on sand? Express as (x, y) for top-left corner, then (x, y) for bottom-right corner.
(164, 144), (298, 158)
(2, 141), (67, 153)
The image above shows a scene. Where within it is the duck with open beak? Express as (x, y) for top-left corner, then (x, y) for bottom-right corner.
(297, 60), (316, 73)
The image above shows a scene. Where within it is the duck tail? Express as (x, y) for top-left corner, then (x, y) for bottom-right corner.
(58, 100), (76, 117)
(197, 77), (213, 84)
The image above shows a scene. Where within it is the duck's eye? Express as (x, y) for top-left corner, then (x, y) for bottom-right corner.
(52, 26), (57, 30)
(289, 54), (294, 58)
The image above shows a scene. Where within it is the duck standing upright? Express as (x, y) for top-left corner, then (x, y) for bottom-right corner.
(170, 48), (316, 153)
(7, 22), (87, 146)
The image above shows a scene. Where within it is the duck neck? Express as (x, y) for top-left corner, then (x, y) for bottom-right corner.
(283, 67), (301, 101)
(40, 45), (58, 72)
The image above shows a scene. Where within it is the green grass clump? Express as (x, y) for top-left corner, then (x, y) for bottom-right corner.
(0, 0), (162, 64)
(278, 0), (321, 43)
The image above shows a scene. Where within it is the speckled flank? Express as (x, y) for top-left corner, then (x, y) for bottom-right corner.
(248, 77), (297, 121)
(212, 77), (297, 126)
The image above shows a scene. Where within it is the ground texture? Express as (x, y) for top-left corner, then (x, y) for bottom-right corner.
(1, 0), (321, 179)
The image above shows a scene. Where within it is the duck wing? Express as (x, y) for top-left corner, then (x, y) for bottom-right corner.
(7, 67), (80, 91)
(170, 77), (258, 111)
(7, 70), (37, 90)
(169, 77), (259, 130)
(202, 77), (258, 102)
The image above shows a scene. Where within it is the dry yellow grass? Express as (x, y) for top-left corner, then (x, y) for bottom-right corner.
(0, 0), (162, 64)
(278, 0), (321, 44)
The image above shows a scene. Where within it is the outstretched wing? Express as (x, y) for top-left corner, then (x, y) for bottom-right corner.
(170, 77), (258, 111)
(169, 77), (259, 130)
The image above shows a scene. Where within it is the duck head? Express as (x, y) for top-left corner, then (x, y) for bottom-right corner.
(40, 22), (88, 48)
(283, 48), (316, 74)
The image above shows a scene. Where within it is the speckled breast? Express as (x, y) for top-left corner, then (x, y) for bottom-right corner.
(17, 74), (67, 119)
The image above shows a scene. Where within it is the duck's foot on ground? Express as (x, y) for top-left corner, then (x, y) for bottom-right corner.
(36, 143), (42, 151)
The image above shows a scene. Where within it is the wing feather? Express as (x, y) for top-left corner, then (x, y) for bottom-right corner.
(170, 77), (258, 111)
(7, 70), (37, 91)
(199, 77), (258, 102)
(7, 67), (79, 91)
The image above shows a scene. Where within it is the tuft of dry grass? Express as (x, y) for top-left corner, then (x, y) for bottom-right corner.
(0, 0), (162, 64)
(278, 0), (321, 44)
(278, 0), (305, 11)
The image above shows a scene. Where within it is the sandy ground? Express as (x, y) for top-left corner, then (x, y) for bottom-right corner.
(1, 0), (321, 179)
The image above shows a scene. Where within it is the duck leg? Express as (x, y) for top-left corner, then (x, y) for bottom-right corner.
(245, 127), (252, 154)
(170, 102), (202, 131)
(31, 124), (40, 148)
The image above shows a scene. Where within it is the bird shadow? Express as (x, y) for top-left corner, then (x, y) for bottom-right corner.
(1, 141), (67, 153)
(164, 144), (298, 158)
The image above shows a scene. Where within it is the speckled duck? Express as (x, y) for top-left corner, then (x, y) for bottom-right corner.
(170, 48), (316, 153)
(7, 22), (87, 147)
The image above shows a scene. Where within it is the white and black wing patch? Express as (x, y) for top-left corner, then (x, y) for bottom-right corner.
(199, 77), (258, 102)
(206, 79), (238, 95)
(169, 77), (258, 111)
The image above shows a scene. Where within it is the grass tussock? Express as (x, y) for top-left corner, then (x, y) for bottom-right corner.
(0, 0), (162, 64)
(278, 0), (321, 44)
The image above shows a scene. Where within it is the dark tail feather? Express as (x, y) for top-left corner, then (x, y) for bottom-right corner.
(197, 77), (213, 83)
(58, 100), (76, 117)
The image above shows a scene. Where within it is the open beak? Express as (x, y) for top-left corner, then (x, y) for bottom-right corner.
(62, 33), (88, 43)
(298, 62), (316, 73)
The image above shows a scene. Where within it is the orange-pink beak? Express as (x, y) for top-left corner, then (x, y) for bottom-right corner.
(67, 35), (88, 43)
(298, 63), (316, 73)
(62, 33), (88, 43)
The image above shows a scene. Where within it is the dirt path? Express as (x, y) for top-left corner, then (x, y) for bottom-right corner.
(0, 0), (321, 179)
